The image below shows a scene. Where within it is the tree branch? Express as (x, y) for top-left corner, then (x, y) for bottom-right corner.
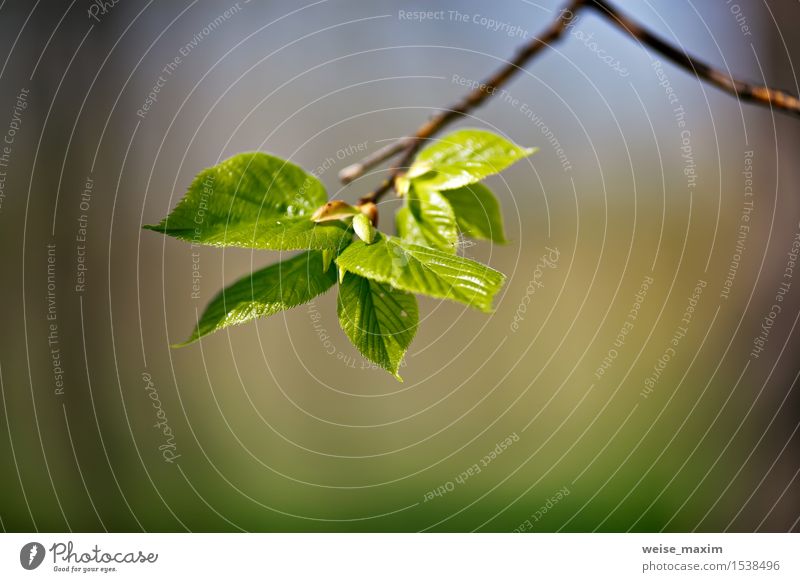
(343, 0), (800, 205)
(347, 0), (582, 205)
(586, 0), (800, 115)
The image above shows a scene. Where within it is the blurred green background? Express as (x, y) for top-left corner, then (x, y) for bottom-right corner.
(0, 0), (798, 532)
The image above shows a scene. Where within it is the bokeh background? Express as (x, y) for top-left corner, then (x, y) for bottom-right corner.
(0, 0), (799, 532)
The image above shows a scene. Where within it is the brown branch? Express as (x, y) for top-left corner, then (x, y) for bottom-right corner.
(343, 0), (800, 206)
(347, 0), (584, 205)
(586, 0), (800, 115)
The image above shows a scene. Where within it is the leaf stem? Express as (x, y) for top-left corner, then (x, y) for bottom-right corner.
(344, 0), (800, 205)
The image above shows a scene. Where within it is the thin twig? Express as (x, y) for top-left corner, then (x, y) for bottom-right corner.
(344, 0), (800, 206)
(587, 0), (800, 115)
(348, 0), (583, 205)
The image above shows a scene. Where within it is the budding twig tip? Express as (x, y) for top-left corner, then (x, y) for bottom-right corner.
(338, 164), (361, 184)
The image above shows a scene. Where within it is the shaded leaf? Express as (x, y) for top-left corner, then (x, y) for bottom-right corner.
(440, 182), (507, 243)
(395, 206), (428, 248)
(397, 186), (459, 253)
(322, 249), (335, 272)
(178, 250), (336, 346)
(337, 273), (418, 379)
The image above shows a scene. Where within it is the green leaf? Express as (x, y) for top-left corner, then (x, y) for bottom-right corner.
(395, 174), (411, 197)
(396, 186), (459, 253)
(177, 250), (337, 346)
(336, 234), (505, 312)
(353, 213), (375, 244)
(337, 273), (418, 380)
(144, 152), (350, 251)
(322, 249), (335, 272)
(440, 182), (507, 243)
(409, 129), (536, 191)
(395, 206), (428, 248)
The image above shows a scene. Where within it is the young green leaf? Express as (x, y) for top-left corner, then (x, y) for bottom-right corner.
(336, 234), (505, 312)
(352, 213), (375, 244)
(395, 206), (428, 248)
(321, 249), (335, 272)
(394, 174), (411, 197)
(440, 182), (507, 243)
(409, 129), (536, 191)
(337, 273), (418, 379)
(395, 186), (459, 253)
(177, 250), (337, 346)
(144, 152), (350, 251)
